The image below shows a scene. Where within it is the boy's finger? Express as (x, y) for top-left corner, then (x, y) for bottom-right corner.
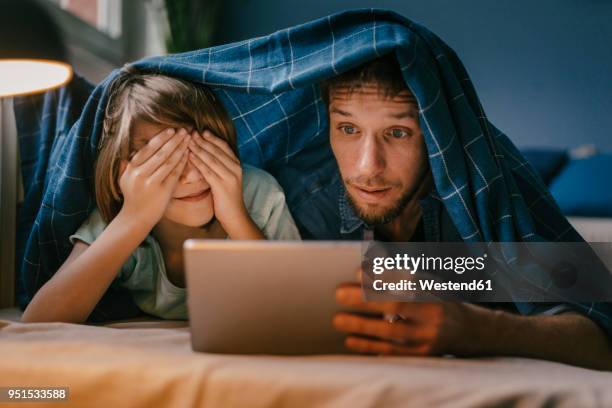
(131, 128), (176, 166)
(140, 130), (189, 175)
(188, 139), (234, 178)
(163, 150), (189, 187)
(201, 130), (239, 163)
(191, 139), (241, 179)
(153, 140), (189, 182)
(194, 132), (240, 167)
(188, 150), (221, 184)
(119, 160), (128, 178)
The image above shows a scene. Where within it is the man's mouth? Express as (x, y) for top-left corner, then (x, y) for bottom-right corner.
(350, 185), (392, 202)
(175, 188), (211, 202)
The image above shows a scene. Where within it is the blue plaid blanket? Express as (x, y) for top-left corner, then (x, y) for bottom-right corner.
(14, 9), (611, 331)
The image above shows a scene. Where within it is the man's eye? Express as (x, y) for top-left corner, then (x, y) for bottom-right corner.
(339, 125), (357, 135)
(388, 128), (411, 139)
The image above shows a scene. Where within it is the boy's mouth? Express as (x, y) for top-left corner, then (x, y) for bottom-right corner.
(175, 188), (211, 202)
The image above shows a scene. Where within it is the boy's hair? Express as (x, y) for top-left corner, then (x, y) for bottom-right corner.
(95, 68), (238, 223)
(320, 53), (411, 104)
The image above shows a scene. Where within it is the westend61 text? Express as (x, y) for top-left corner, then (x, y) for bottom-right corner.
(372, 279), (493, 292)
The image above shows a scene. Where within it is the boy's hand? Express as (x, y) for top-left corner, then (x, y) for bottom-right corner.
(187, 130), (255, 236)
(119, 128), (189, 227)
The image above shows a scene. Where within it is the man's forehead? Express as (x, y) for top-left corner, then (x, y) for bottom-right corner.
(329, 86), (418, 107)
(329, 86), (419, 118)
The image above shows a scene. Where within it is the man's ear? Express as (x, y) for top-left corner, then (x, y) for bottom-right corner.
(416, 168), (434, 199)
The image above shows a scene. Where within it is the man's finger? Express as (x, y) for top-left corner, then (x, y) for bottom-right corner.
(335, 284), (403, 315)
(344, 336), (432, 356)
(335, 285), (440, 322)
(355, 266), (363, 283)
(333, 313), (435, 344)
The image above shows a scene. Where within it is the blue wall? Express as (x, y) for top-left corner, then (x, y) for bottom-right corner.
(216, 0), (612, 151)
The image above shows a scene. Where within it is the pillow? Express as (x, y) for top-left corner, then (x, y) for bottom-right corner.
(520, 148), (568, 184)
(549, 154), (612, 217)
(567, 217), (612, 242)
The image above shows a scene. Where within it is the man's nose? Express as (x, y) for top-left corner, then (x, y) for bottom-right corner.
(356, 134), (385, 175)
(179, 159), (203, 183)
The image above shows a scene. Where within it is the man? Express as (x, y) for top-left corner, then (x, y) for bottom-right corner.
(291, 54), (612, 369)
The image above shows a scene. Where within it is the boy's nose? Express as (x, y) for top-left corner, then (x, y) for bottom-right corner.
(179, 159), (204, 183)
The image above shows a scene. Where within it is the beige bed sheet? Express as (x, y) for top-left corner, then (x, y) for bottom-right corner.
(1, 319), (611, 408)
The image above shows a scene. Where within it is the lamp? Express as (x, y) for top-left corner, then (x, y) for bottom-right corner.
(0, 0), (73, 308)
(0, 0), (73, 97)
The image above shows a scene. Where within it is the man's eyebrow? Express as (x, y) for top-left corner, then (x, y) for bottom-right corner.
(330, 107), (352, 117)
(389, 109), (418, 119)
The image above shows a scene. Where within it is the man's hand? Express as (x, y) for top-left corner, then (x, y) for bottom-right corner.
(333, 282), (612, 370)
(333, 282), (489, 356)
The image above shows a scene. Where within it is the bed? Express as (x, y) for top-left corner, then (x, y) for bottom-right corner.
(2, 201), (611, 408)
(1, 318), (611, 407)
(1, 147), (611, 407)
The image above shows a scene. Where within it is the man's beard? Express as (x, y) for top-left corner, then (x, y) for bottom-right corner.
(344, 169), (430, 226)
(345, 185), (415, 226)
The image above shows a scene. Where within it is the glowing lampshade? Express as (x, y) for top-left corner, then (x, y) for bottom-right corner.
(0, 60), (72, 98)
(0, 0), (73, 98)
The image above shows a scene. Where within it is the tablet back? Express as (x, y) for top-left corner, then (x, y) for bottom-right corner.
(184, 240), (362, 354)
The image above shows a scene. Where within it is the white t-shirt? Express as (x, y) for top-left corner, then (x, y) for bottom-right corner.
(69, 164), (301, 319)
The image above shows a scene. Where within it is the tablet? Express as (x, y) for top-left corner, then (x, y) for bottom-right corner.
(184, 240), (362, 355)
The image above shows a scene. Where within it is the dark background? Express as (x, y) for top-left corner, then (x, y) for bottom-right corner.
(214, 0), (612, 151)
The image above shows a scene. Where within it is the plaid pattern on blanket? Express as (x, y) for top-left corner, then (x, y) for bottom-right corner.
(14, 9), (611, 332)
